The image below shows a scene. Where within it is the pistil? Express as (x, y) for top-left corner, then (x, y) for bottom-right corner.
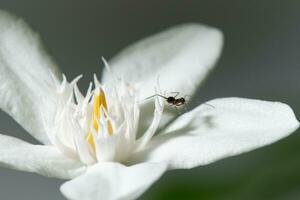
(86, 88), (113, 149)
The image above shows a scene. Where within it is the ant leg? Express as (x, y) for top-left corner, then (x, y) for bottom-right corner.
(175, 102), (184, 106)
(170, 92), (180, 98)
(145, 94), (168, 101)
(145, 94), (158, 100)
(166, 103), (180, 112)
(173, 105), (182, 114)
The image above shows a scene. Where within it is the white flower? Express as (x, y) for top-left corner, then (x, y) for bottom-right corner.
(0, 10), (298, 200)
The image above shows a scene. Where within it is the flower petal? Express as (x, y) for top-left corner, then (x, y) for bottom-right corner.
(0, 133), (85, 179)
(130, 98), (299, 169)
(60, 162), (167, 200)
(102, 23), (223, 133)
(0, 10), (61, 144)
(102, 23), (223, 100)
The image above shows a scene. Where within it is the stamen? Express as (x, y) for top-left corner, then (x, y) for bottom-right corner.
(86, 88), (113, 149)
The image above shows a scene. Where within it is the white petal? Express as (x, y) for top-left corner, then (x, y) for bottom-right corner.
(60, 162), (167, 200)
(0, 133), (85, 179)
(102, 23), (223, 100)
(0, 10), (61, 144)
(102, 23), (223, 133)
(130, 98), (299, 169)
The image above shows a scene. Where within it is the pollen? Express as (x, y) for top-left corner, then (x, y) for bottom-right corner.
(86, 88), (113, 149)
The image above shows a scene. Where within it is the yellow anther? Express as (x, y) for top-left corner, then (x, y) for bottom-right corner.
(86, 88), (113, 150)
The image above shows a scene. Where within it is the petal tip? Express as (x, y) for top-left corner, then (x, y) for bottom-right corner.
(173, 22), (224, 45)
(278, 102), (300, 131)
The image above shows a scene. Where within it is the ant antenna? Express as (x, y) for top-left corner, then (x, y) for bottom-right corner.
(145, 94), (168, 100)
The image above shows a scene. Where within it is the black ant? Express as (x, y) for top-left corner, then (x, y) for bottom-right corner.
(146, 92), (215, 109)
(146, 92), (186, 107)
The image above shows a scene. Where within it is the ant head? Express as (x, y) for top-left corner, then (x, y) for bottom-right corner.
(167, 96), (175, 103)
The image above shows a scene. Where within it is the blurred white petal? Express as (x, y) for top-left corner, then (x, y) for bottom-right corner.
(61, 162), (167, 200)
(0, 10), (61, 144)
(130, 98), (299, 169)
(103, 23), (223, 100)
(0, 134), (85, 179)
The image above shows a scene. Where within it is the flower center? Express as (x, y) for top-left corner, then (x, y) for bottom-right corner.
(49, 73), (164, 165)
(86, 88), (113, 150)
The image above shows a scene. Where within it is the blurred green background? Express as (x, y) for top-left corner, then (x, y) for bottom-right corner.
(0, 0), (299, 199)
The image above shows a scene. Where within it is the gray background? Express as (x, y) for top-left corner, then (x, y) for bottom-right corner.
(0, 0), (300, 199)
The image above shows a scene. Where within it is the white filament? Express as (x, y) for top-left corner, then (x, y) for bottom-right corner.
(42, 73), (164, 166)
